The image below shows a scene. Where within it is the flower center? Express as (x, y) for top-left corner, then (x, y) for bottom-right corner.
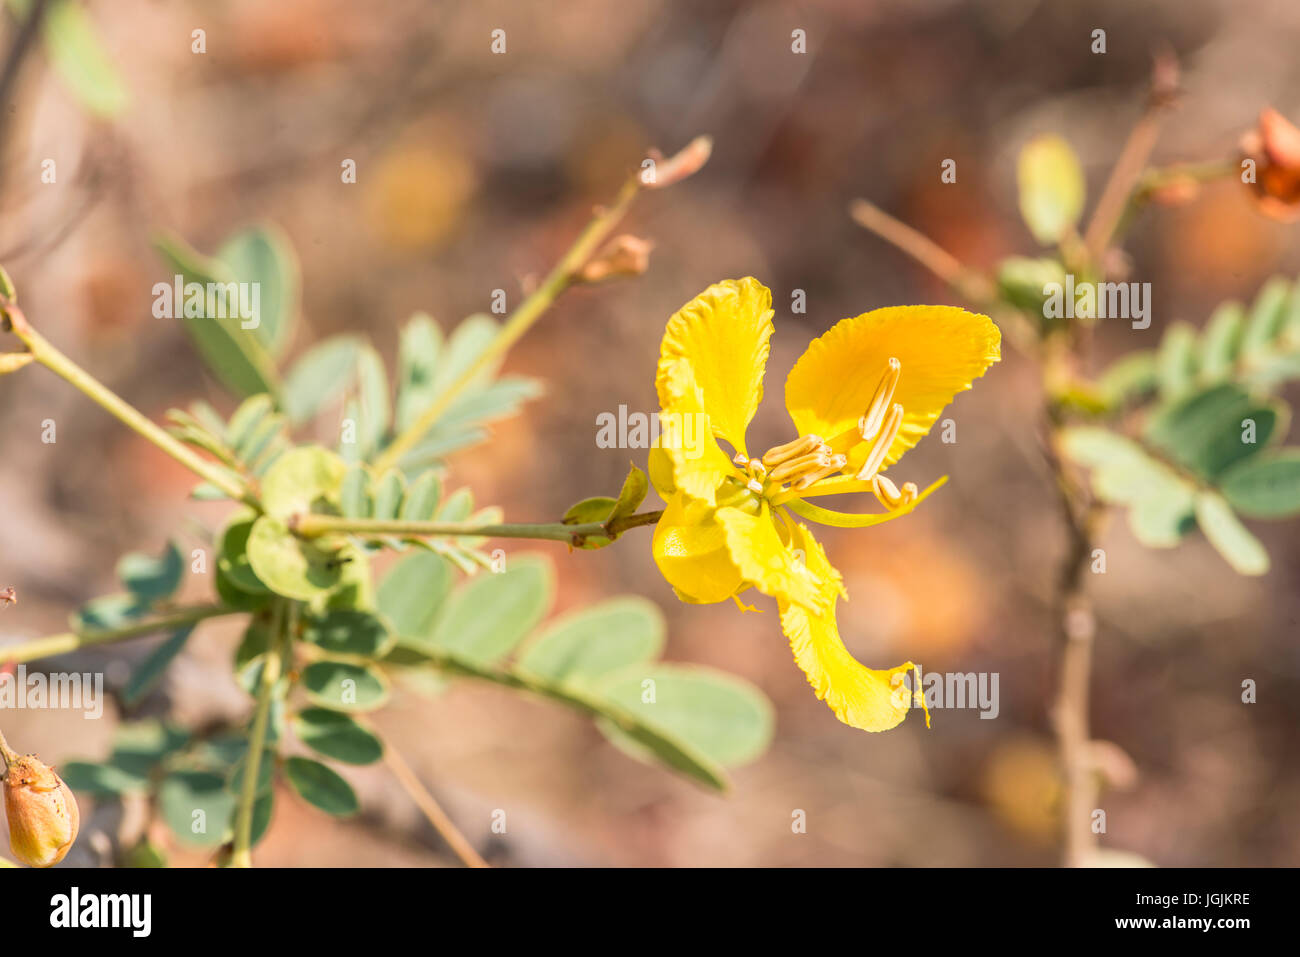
(739, 357), (919, 511)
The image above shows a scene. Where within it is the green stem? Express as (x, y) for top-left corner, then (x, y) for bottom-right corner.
(0, 605), (239, 664)
(291, 509), (664, 546)
(372, 175), (643, 472)
(0, 726), (16, 771)
(1, 304), (258, 508)
(230, 600), (286, 868)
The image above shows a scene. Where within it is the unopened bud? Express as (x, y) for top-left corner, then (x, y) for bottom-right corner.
(643, 136), (712, 189)
(2, 744), (79, 867)
(576, 235), (653, 283)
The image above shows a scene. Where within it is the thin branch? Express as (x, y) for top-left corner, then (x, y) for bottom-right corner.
(1, 302), (258, 507)
(384, 743), (489, 869)
(372, 174), (645, 472)
(230, 600), (286, 868)
(0, 605), (239, 664)
(290, 509), (664, 547)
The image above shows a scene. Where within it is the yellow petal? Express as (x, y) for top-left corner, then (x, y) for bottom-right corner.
(656, 358), (737, 504)
(657, 278), (774, 457)
(778, 525), (927, 732)
(785, 305), (1000, 474)
(715, 504), (828, 613)
(652, 491), (744, 604)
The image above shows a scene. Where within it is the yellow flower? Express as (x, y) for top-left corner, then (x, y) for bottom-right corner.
(649, 278), (1000, 732)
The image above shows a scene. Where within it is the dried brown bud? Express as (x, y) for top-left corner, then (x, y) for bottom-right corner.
(576, 235), (653, 283)
(0, 586), (15, 607)
(641, 135), (712, 189)
(1240, 108), (1300, 222)
(1149, 47), (1181, 109)
(3, 748), (79, 867)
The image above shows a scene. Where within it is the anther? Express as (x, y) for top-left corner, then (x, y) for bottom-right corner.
(859, 357), (901, 442)
(761, 434), (825, 468)
(795, 454), (848, 490)
(768, 450), (832, 483)
(871, 474), (920, 511)
(856, 402), (904, 481)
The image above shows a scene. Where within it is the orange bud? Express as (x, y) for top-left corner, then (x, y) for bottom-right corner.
(642, 136), (712, 189)
(3, 751), (79, 868)
(1240, 108), (1300, 222)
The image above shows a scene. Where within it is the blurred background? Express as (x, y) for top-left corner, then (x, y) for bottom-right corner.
(1, 0), (1299, 866)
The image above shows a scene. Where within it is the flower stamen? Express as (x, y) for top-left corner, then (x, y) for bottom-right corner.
(856, 402), (904, 481)
(871, 473), (919, 510)
(860, 357), (901, 441)
(761, 434), (826, 468)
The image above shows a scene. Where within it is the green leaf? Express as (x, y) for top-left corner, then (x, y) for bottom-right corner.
(33, 0), (129, 119)
(1198, 302), (1245, 382)
(1016, 135), (1085, 245)
(1059, 427), (1198, 547)
(354, 345), (390, 458)
(154, 232), (282, 399)
(245, 516), (352, 601)
(122, 626), (194, 706)
(246, 790), (274, 847)
(216, 565), (271, 611)
(159, 771), (237, 848)
(217, 510), (269, 594)
(226, 394), (274, 450)
(1220, 449), (1300, 518)
(517, 597), (665, 686)
(226, 748), (275, 797)
(377, 551), (452, 639)
(394, 313), (444, 431)
(610, 463), (649, 520)
(284, 757), (359, 817)
(1156, 322), (1199, 400)
(340, 466), (371, 519)
(74, 592), (143, 630)
(302, 609), (394, 659)
(60, 725), (187, 797)
(561, 496), (616, 549)
(436, 487), (474, 521)
(1194, 492), (1269, 575)
(123, 839), (167, 868)
(292, 709), (384, 765)
(1241, 277), (1291, 356)
(117, 540), (183, 606)
(594, 665), (774, 770)
(216, 225), (299, 359)
(1145, 384), (1284, 480)
(282, 336), (362, 425)
(260, 446), (348, 518)
(1095, 350), (1158, 408)
(1128, 492), (1197, 548)
(301, 660), (390, 712)
(400, 472), (442, 521)
(370, 469), (406, 520)
(423, 557), (553, 665)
